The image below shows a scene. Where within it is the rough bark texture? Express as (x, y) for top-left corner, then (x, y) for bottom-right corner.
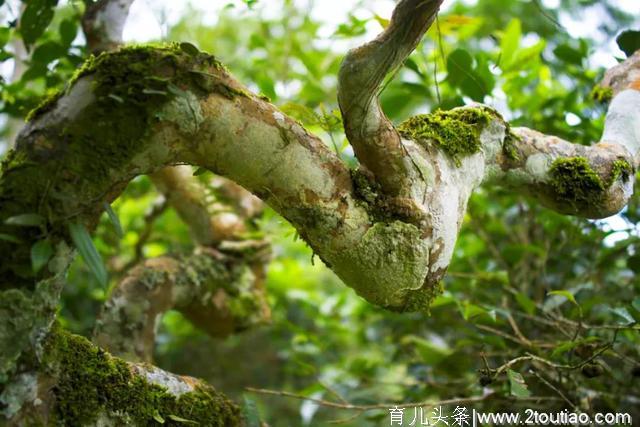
(1, 0), (640, 424)
(6, 324), (242, 426)
(82, 3), (272, 367)
(94, 246), (270, 363)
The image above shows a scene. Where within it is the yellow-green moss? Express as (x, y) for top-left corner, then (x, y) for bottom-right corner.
(502, 125), (522, 161)
(609, 159), (633, 184)
(398, 108), (492, 166)
(43, 326), (241, 426)
(590, 85), (613, 104)
(548, 157), (605, 206)
(25, 90), (64, 122)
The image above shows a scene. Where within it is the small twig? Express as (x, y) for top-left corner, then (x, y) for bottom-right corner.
(503, 296), (533, 347)
(476, 324), (530, 347)
(328, 410), (364, 425)
(245, 387), (561, 412)
(529, 369), (576, 410)
(318, 380), (349, 405)
(493, 342), (613, 378)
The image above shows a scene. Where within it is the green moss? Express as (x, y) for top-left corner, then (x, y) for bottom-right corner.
(609, 159), (633, 184)
(0, 289), (36, 383)
(43, 326), (241, 426)
(548, 157), (605, 206)
(25, 90), (64, 122)
(502, 124), (522, 161)
(549, 157), (633, 208)
(44, 44), (225, 212)
(398, 107), (492, 166)
(350, 168), (425, 223)
(590, 85), (613, 104)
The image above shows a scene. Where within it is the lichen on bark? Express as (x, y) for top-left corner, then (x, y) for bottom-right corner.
(340, 220), (433, 310)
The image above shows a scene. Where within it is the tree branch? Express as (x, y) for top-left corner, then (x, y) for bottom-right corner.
(94, 246), (270, 362)
(82, 0), (135, 53)
(8, 326), (242, 425)
(81, 1), (272, 365)
(338, 0), (444, 197)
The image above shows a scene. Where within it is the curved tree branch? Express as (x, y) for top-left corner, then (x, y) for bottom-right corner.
(81, 0), (271, 364)
(94, 246), (270, 362)
(338, 0), (444, 197)
(82, 0), (135, 53)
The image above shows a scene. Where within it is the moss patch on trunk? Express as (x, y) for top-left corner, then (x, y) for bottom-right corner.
(397, 107), (492, 166)
(43, 326), (242, 426)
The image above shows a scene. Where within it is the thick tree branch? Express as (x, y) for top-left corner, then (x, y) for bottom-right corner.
(82, 0), (135, 53)
(8, 326), (241, 425)
(94, 246), (270, 362)
(82, 1), (265, 247)
(82, 0), (271, 367)
(150, 166), (264, 245)
(338, 0), (444, 197)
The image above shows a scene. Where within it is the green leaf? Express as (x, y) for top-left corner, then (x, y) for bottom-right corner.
(192, 167), (208, 176)
(404, 58), (424, 78)
(0, 233), (22, 244)
(31, 239), (53, 273)
(514, 292), (536, 315)
(68, 222), (108, 287)
(59, 18), (77, 47)
(256, 75), (276, 101)
(152, 410), (165, 423)
(241, 395), (261, 427)
(0, 27), (11, 48)
(507, 369), (531, 398)
(401, 335), (452, 365)
(547, 290), (578, 306)
(103, 202), (123, 238)
(167, 414), (198, 424)
(20, 0), (59, 49)
(616, 30), (640, 57)
(5, 213), (45, 227)
(31, 40), (65, 65)
(509, 39), (546, 70)
(279, 102), (320, 126)
(446, 49), (473, 86)
(627, 254), (640, 274)
(500, 19), (522, 70)
(610, 307), (636, 325)
(179, 42), (200, 56)
(553, 44), (585, 66)
(460, 302), (495, 323)
(632, 297), (640, 313)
